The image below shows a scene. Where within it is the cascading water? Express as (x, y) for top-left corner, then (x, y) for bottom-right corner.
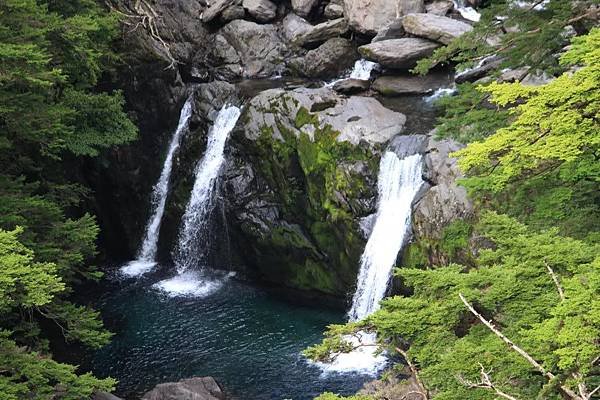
(153, 104), (241, 297)
(316, 150), (424, 375)
(120, 97), (193, 278)
(349, 59), (378, 81)
(349, 152), (423, 320)
(452, 0), (481, 22)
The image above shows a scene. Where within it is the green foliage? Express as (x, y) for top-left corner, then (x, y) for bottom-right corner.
(314, 393), (373, 400)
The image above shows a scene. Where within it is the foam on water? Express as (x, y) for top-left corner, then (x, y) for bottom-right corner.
(120, 260), (157, 278)
(152, 271), (223, 298)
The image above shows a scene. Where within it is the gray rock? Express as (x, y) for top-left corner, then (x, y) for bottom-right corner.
(358, 38), (440, 69)
(372, 72), (452, 96)
(202, 0), (235, 22)
(220, 20), (288, 78)
(426, 0), (453, 15)
(292, 0), (320, 17)
(333, 78), (371, 94)
(93, 392), (123, 400)
(294, 18), (348, 47)
(220, 4), (246, 22)
(454, 55), (502, 83)
(302, 38), (358, 79)
(142, 377), (226, 400)
(372, 18), (405, 42)
(412, 132), (473, 242)
(324, 3), (344, 18)
(243, 87), (406, 146)
(281, 13), (313, 43)
(343, 0), (424, 35)
(401, 13), (472, 44)
(243, 0), (277, 22)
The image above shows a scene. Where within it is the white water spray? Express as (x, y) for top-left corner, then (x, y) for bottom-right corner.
(453, 0), (481, 22)
(349, 59), (378, 81)
(349, 152), (423, 320)
(121, 98), (193, 278)
(425, 86), (457, 103)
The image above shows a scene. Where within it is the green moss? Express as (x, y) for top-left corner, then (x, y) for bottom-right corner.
(294, 106), (318, 129)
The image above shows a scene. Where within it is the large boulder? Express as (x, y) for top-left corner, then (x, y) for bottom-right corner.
(223, 87), (405, 297)
(293, 18), (348, 47)
(281, 13), (313, 43)
(358, 38), (440, 69)
(401, 13), (472, 44)
(142, 377), (226, 400)
(372, 72), (452, 95)
(219, 20), (288, 78)
(344, 0), (424, 35)
(242, 0), (277, 22)
(301, 38), (358, 79)
(291, 0), (320, 17)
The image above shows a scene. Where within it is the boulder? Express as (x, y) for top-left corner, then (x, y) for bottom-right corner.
(294, 18), (348, 47)
(343, 0), (424, 35)
(291, 0), (320, 17)
(142, 377), (226, 400)
(220, 4), (246, 22)
(426, 0), (453, 15)
(219, 20), (288, 78)
(324, 3), (344, 18)
(202, 0), (235, 22)
(454, 55), (502, 83)
(401, 13), (472, 44)
(333, 78), (371, 94)
(412, 133), (473, 243)
(372, 18), (405, 42)
(372, 72), (452, 95)
(243, 0), (277, 22)
(281, 13), (313, 43)
(358, 38), (440, 69)
(302, 38), (358, 79)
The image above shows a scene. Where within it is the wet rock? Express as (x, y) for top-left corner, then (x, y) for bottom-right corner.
(202, 0), (236, 22)
(358, 38), (440, 69)
(292, 0), (320, 17)
(401, 13), (472, 44)
(412, 132), (473, 242)
(302, 38), (358, 79)
(344, 0), (424, 35)
(333, 78), (371, 94)
(294, 18), (348, 47)
(372, 72), (452, 96)
(220, 20), (288, 78)
(372, 19), (405, 42)
(426, 0), (453, 16)
(141, 377), (226, 400)
(324, 3), (344, 18)
(454, 55), (502, 83)
(243, 0), (277, 22)
(282, 13), (313, 43)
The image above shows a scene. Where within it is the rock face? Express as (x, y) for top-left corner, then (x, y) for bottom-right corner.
(243, 0), (277, 22)
(359, 38), (440, 69)
(293, 18), (348, 47)
(223, 87), (406, 296)
(372, 72), (452, 95)
(219, 20), (288, 78)
(402, 13), (473, 44)
(142, 377), (226, 400)
(411, 132), (474, 263)
(292, 0), (319, 17)
(344, 0), (424, 35)
(302, 38), (358, 79)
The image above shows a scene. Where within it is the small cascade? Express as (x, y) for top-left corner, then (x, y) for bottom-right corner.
(153, 104), (241, 297)
(314, 151), (424, 375)
(425, 86), (457, 103)
(349, 152), (424, 320)
(349, 59), (378, 81)
(453, 0), (481, 22)
(121, 98), (193, 278)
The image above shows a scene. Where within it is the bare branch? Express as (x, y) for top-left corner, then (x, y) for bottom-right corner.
(544, 260), (565, 301)
(395, 347), (429, 400)
(458, 363), (520, 400)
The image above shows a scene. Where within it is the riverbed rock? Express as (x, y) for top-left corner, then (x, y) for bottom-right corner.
(292, 0), (320, 17)
(294, 18), (348, 47)
(219, 20), (288, 78)
(302, 38), (358, 78)
(344, 0), (425, 35)
(401, 13), (473, 44)
(203, 0), (236, 22)
(358, 38), (440, 69)
(324, 3), (344, 18)
(333, 78), (371, 94)
(426, 0), (453, 16)
(454, 55), (502, 83)
(220, 4), (246, 22)
(243, 0), (277, 22)
(282, 13), (313, 42)
(372, 19), (405, 42)
(372, 72), (452, 95)
(141, 377), (226, 400)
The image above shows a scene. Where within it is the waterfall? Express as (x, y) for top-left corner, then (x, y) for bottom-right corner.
(349, 151), (424, 321)
(349, 59), (378, 81)
(452, 0), (481, 22)
(173, 105), (241, 274)
(120, 97), (193, 278)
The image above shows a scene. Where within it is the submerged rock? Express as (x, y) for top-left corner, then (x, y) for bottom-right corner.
(142, 377), (226, 400)
(359, 38), (440, 69)
(344, 0), (424, 35)
(402, 13), (473, 44)
(302, 38), (358, 79)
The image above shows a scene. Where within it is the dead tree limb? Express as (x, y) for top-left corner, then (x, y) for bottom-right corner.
(395, 346), (429, 400)
(457, 363), (520, 400)
(544, 260), (565, 301)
